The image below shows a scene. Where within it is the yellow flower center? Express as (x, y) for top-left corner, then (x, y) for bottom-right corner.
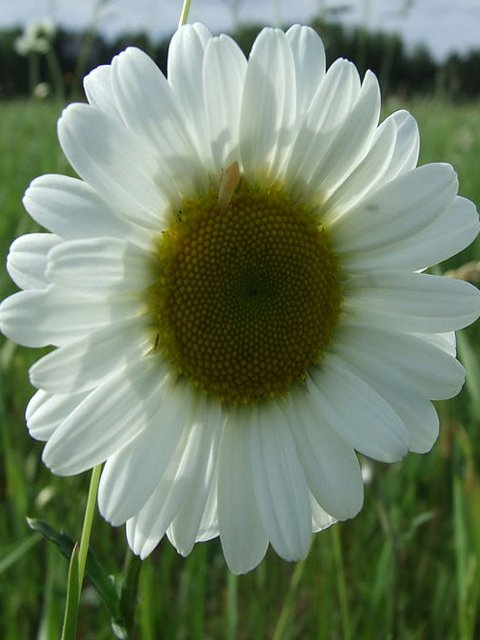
(147, 175), (341, 405)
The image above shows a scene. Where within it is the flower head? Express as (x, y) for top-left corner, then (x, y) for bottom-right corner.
(14, 18), (56, 56)
(2, 24), (479, 574)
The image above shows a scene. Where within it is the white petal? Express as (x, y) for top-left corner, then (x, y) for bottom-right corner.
(217, 408), (268, 574)
(307, 70), (381, 199)
(284, 59), (361, 196)
(167, 23), (213, 165)
(127, 390), (222, 558)
(83, 64), (119, 117)
(285, 392), (364, 519)
(58, 104), (169, 229)
(381, 109), (419, 182)
(407, 195), (479, 267)
(46, 237), (152, 293)
(24, 174), (150, 249)
(111, 47), (207, 197)
(203, 35), (247, 173)
(240, 28), (296, 183)
(375, 382), (439, 454)
(341, 195), (479, 272)
(416, 330), (456, 356)
(26, 389), (88, 441)
(308, 58), (361, 130)
(250, 403), (311, 561)
(332, 163), (458, 253)
(309, 354), (410, 462)
(345, 271), (480, 333)
(29, 320), (148, 393)
(126, 421), (192, 557)
(326, 107), (420, 217)
(310, 496), (336, 533)
(167, 397), (223, 556)
(168, 23), (212, 88)
(42, 358), (168, 475)
(286, 25), (326, 118)
(0, 290), (49, 347)
(7, 233), (61, 290)
(196, 471), (219, 542)
(0, 285), (140, 347)
(333, 331), (440, 453)
(324, 115), (396, 217)
(337, 321), (465, 401)
(98, 379), (194, 525)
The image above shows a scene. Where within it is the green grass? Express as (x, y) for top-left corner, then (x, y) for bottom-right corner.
(1, 96), (480, 639)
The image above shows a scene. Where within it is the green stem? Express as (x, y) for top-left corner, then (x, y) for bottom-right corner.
(226, 571), (238, 640)
(61, 544), (80, 640)
(46, 47), (65, 102)
(28, 52), (40, 98)
(77, 464), (102, 597)
(178, 0), (192, 28)
(272, 558), (306, 640)
(332, 524), (352, 640)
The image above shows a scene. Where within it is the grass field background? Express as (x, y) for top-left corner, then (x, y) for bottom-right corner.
(1, 97), (480, 639)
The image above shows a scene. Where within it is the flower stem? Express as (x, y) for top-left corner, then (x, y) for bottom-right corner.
(77, 464), (102, 596)
(226, 571), (238, 640)
(178, 0), (192, 28)
(332, 524), (352, 640)
(46, 47), (65, 102)
(61, 543), (80, 640)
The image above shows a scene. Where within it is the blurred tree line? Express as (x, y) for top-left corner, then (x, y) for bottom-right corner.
(0, 17), (479, 100)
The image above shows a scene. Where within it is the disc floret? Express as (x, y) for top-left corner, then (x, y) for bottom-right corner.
(148, 174), (342, 405)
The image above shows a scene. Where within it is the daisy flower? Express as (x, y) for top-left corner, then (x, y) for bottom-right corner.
(14, 18), (57, 56)
(1, 24), (479, 575)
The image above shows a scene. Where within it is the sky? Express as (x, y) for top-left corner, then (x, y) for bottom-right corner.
(1, 0), (479, 61)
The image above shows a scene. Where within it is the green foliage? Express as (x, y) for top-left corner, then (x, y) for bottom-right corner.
(0, 29), (29, 97)
(440, 52), (480, 99)
(0, 97), (480, 639)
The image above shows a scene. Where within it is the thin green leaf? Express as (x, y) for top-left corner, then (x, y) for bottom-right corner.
(457, 330), (480, 422)
(116, 550), (142, 639)
(27, 517), (120, 619)
(0, 533), (41, 574)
